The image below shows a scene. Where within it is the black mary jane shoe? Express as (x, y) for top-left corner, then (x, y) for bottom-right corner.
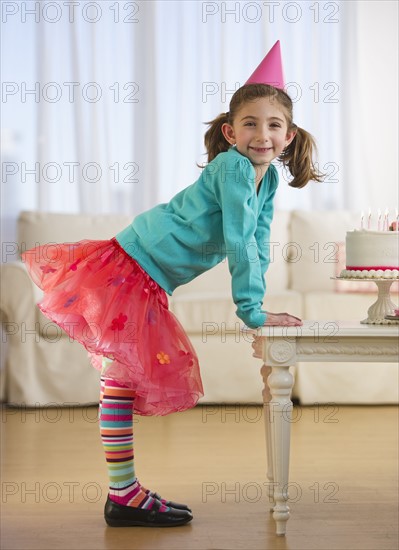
(104, 496), (193, 527)
(150, 492), (192, 512)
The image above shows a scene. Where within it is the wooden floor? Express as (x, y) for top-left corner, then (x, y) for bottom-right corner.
(1, 404), (398, 550)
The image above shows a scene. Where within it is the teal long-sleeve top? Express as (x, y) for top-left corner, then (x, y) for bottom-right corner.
(116, 147), (279, 328)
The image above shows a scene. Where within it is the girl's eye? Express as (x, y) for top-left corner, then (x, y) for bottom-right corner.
(270, 123), (281, 128)
(244, 122), (255, 127)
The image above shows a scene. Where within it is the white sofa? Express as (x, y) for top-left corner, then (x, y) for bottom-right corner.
(1, 210), (398, 407)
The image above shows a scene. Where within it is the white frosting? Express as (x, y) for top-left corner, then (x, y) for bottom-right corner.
(340, 268), (399, 279)
(345, 229), (399, 268)
(340, 229), (399, 279)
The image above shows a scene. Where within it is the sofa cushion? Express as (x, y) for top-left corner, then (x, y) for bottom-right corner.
(303, 290), (398, 321)
(264, 210), (291, 292)
(36, 308), (67, 339)
(262, 290), (303, 319)
(170, 290), (302, 333)
(171, 259), (232, 296)
(289, 210), (360, 293)
(18, 211), (132, 258)
(189, 334), (265, 404)
(18, 212), (133, 336)
(295, 361), (399, 404)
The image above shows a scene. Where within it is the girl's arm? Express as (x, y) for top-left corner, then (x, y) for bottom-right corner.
(255, 169), (279, 294)
(214, 154), (266, 328)
(256, 175), (302, 327)
(214, 151), (302, 329)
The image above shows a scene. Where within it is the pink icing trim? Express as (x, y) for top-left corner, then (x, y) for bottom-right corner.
(346, 266), (399, 271)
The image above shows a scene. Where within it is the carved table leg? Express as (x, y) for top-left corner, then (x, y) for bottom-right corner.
(261, 364), (275, 511)
(267, 364), (294, 536)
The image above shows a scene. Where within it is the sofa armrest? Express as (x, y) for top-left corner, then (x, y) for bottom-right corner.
(0, 261), (40, 325)
(1, 261), (101, 406)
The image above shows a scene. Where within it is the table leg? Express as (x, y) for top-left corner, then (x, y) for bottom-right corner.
(267, 364), (294, 536)
(261, 364), (275, 511)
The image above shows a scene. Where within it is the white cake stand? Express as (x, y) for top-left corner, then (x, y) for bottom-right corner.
(333, 277), (399, 324)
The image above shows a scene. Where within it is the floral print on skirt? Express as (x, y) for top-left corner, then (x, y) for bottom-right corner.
(22, 237), (204, 415)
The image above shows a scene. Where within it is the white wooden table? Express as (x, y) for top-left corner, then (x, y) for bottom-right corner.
(247, 320), (399, 536)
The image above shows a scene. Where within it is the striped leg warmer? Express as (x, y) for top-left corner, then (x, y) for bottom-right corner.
(99, 376), (168, 511)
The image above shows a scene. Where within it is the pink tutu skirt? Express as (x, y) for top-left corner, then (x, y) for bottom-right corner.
(22, 238), (203, 415)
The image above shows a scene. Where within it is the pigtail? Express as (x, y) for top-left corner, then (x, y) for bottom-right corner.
(279, 126), (324, 188)
(203, 113), (231, 163)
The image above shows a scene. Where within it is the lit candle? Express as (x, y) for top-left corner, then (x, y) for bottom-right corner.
(360, 211), (364, 230)
(384, 208), (389, 231)
(377, 209), (382, 231)
(396, 208), (399, 231)
(367, 207), (371, 230)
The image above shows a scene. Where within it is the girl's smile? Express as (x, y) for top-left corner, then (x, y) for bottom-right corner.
(222, 97), (296, 183)
(249, 146), (273, 153)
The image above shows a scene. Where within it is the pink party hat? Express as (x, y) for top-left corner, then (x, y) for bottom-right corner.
(245, 40), (285, 89)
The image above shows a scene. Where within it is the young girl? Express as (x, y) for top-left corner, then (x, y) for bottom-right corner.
(22, 73), (323, 528)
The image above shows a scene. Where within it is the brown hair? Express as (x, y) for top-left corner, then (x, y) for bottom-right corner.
(203, 84), (324, 188)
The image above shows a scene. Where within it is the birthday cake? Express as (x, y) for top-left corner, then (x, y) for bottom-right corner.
(340, 230), (399, 278)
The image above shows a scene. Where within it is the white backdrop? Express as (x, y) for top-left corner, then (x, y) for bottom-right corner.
(1, 1), (398, 247)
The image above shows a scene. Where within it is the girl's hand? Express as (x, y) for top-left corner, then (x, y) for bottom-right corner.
(263, 311), (303, 327)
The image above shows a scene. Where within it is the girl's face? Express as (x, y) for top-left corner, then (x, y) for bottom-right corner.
(222, 97), (296, 173)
